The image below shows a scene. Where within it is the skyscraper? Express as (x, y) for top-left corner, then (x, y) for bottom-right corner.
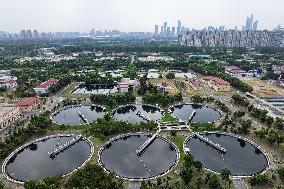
(163, 22), (168, 36)
(177, 20), (182, 35)
(33, 30), (39, 38)
(244, 14), (258, 31)
(160, 26), (164, 35)
(171, 27), (176, 36)
(154, 25), (159, 36)
(20, 30), (26, 39)
(253, 20), (258, 31)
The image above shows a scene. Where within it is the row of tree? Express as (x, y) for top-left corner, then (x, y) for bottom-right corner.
(0, 114), (52, 159)
(90, 93), (136, 107)
(142, 93), (182, 106)
(87, 114), (157, 138)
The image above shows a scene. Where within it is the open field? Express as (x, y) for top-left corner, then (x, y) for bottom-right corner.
(60, 82), (82, 98)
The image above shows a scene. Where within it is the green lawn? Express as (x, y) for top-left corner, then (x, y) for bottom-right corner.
(162, 110), (177, 122)
(169, 134), (186, 160)
(60, 82), (81, 97)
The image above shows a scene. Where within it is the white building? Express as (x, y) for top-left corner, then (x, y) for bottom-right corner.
(156, 82), (171, 93)
(33, 79), (59, 94)
(224, 65), (258, 78)
(117, 78), (140, 93)
(0, 75), (17, 89)
(118, 83), (129, 93)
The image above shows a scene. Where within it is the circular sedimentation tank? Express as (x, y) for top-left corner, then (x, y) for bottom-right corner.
(184, 132), (269, 177)
(99, 133), (179, 180)
(170, 103), (221, 123)
(112, 104), (164, 124)
(2, 134), (94, 183)
(51, 104), (106, 126)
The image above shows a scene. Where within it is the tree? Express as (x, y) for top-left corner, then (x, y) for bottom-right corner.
(24, 176), (61, 189)
(193, 161), (203, 172)
(278, 166), (284, 183)
(249, 174), (272, 186)
(180, 154), (195, 185)
(220, 168), (232, 188)
(180, 166), (193, 185)
(266, 116), (274, 127)
(275, 117), (284, 130)
(239, 119), (252, 134)
(280, 143), (284, 158)
(267, 129), (281, 144)
(233, 109), (246, 118)
(65, 164), (123, 189)
(0, 179), (4, 189)
(208, 175), (222, 189)
(165, 72), (175, 79)
(191, 95), (204, 103)
(255, 127), (268, 139)
(220, 168), (231, 181)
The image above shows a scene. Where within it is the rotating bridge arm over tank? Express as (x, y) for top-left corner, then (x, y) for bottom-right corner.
(48, 135), (83, 158)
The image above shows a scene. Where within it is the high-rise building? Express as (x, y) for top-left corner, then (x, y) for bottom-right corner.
(171, 27), (176, 36)
(163, 22), (168, 36)
(26, 30), (32, 39)
(244, 14), (258, 31)
(166, 27), (171, 37)
(253, 21), (258, 31)
(154, 25), (159, 36)
(33, 30), (39, 38)
(20, 30), (26, 39)
(160, 26), (164, 35)
(177, 20), (182, 35)
(218, 26), (225, 32)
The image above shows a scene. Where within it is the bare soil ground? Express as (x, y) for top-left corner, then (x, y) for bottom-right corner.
(244, 78), (284, 96)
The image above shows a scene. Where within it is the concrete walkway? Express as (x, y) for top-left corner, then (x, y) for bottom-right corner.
(233, 179), (248, 189)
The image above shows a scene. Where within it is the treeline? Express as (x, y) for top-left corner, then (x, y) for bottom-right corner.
(90, 93), (136, 107)
(190, 61), (253, 92)
(143, 93), (182, 106)
(87, 115), (157, 138)
(232, 93), (283, 129)
(0, 115), (52, 159)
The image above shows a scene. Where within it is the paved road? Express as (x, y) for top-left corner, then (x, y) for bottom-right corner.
(233, 179), (248, 189)
(128, 182), (141, 189)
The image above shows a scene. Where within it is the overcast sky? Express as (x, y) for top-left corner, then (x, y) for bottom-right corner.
(0, 0), (283, 32)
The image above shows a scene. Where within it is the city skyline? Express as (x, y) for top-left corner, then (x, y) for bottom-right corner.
(0, 0), (284, 32)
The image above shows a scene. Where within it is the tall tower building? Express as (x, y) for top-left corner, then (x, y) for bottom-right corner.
(33, 30), (39, 38)
(154, 25), (159, 36)
(20, 30), (26, 39)
(253, 20), (258, 31)
(160, 26), (164, 35)
(177, 20), (182, 35)
(163, 22), (168, 36)
(171, 27), (176, 36)
(245, 14), (254, 31)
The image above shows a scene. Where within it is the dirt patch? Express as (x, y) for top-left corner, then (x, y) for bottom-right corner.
(244, 78), (284, 96)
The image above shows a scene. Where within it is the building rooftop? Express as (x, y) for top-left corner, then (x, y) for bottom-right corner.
(189, 79), (202, 87)
(227, 69), (247, 74)
(18, 97), (38, 107)
(35, 79), (58, 89)
(224, 65), (239, 70)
